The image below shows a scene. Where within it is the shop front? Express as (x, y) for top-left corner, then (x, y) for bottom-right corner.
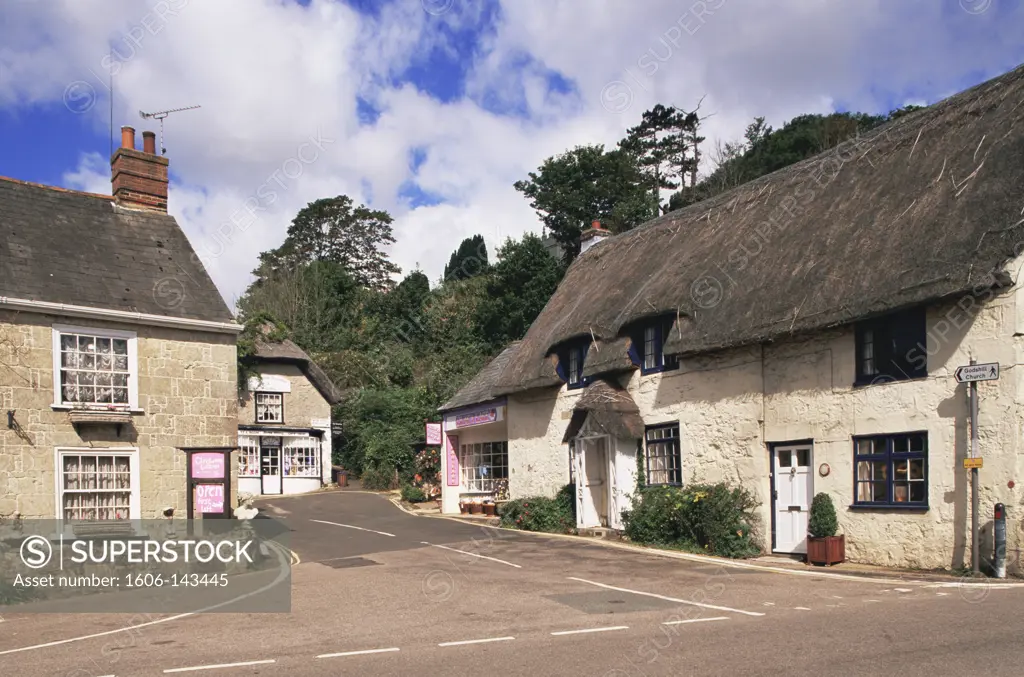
(237, 428), (326, 497)
(440, 400), (509, 515)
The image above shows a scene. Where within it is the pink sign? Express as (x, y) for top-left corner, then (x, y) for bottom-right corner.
(191, 452), (225, 479)
(425, 422), (442, 445)
(195, 484), (225, 514)
(455, 408), (497, 428)
(446, 434), (459, 487)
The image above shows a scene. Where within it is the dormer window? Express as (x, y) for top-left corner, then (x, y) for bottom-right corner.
(556, 340), (590, 390)
(255, 392), (284, 423)
(630, 319), (679, 375)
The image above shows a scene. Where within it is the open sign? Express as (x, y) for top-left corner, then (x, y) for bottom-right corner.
(195, 483), (225, 514)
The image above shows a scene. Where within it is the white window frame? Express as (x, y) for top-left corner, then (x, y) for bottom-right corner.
(255, 392), (284, 424)
(51, 324), (139, 411)
(460, 441), (509, 493)
(238, 435), (261, 477)
(53, 447), (141, 521)
(282, 436), (321, 478)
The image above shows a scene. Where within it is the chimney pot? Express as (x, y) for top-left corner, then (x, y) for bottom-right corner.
(120, 126), (136, 150)
(142, 131), (156, 155)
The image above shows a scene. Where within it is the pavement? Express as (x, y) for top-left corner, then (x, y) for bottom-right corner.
(1, 490), (1022, 676)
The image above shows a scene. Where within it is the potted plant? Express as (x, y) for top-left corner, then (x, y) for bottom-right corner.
(469, 501), (483, 515)
(482, 501), (496, 516)
(459, 501), (470, 514)
(806, 492), (845, 566)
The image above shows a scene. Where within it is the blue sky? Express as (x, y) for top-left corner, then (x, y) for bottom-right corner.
(1, 0), (1022, 303)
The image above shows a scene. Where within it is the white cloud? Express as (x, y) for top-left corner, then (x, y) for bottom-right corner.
(5, 0), (1024, 308)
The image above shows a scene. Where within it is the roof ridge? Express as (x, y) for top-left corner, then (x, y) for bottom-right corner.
(0, 175), (113, 201)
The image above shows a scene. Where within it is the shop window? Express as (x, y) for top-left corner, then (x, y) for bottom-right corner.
(238, 435), (261, 477)
(853, 432), (928, 508)
(283, 437), (321, 478)
(854, 307), (927, 385)
(58, 451), (137, 520)
(645, 423), (682, 486)
(460, 441), (509, 492)
(255, 392), (284, 423)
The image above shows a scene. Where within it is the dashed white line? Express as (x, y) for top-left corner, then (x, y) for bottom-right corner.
(793, 606), (811, 611)
(552, 626), (630, 636)
(893, 587), (913, 593)
(936, 592), (950, 596)
(567, 577), (765, 617)
(310, 519), (395, 537)
(439, 636), (515, 647)
(317, 647), (400, 659)
(421, 542), (522, 568)
(163, 659), (276, 673)
(865, 599), (881, 603)
(662, 616), (729, 626)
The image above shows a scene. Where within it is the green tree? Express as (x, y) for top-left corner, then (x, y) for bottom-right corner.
(619, 104), (688, 206)
(514, 145), (657, 263)
(443, 235), (489, 281)
(476, 234), (564, 350)
(258, 195), (401, 291)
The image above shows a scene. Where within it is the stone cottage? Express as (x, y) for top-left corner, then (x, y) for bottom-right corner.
(444, 64), (1024, 572)
(0, 125), (240, 520)
(237, 337), (342, 496)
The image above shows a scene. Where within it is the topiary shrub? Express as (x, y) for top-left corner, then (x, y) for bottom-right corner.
(808, 492), (838, 538)
(621, 482), (762, 558)
(400, 484), (427, 503)
(498, 495), (574, 534)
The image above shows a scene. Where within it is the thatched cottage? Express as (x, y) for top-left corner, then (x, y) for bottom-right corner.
(0, 126), (241, 520)
(440, 64), (1024, 571)
(238, 337), (342, 496)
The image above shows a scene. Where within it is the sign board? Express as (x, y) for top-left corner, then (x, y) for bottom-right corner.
(964, 457), (984, 469)
(955, 363), (999, 383)
(455, 408), (497, 428)
(425, 422), (442, 445)
(445, 434), (460, 487)
(191, 452), (226, 480)
(194, 483), (225, 513)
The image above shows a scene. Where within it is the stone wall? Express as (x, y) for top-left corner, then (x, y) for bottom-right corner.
(0, 309), (238, 520)
(501, 287), (1024, 572)
(238, 363), (330, 429)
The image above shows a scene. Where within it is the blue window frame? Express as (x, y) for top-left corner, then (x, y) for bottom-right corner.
(556, 341), (589, 390)
(852, 432), (928, 508)
(645, 423), (682, 486)
(629, 320), (679, 375)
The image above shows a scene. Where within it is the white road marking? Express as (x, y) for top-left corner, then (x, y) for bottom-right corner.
(762, 602), (775, 606)
(163, 659), (276, 673)
(865, 599), (881, 603)
(662, 616), (729, 626)
(422, 542), (522, 568)
(311, 519), (395, 537)
(439, 636), (516, 647)
(936, 592), (949, 596)
(0, 541), (293, 657)
(893, 587), (913, 593)
(317, 647), (400, 659)
(567, 577), (765, 617)
(551, 626), (629, 636)
(794, 606), (811, 611)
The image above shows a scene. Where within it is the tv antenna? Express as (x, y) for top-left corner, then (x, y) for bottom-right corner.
(139, 105), (201, 155)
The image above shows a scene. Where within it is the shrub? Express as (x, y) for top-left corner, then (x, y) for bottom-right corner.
(401, 484), (428, 503)
(808, 492), (838, 537)
(555, 483), (576, 522)
(499, 494), (574, 534)
(361, 466), (399, 491)
(621, 482), (761, 558)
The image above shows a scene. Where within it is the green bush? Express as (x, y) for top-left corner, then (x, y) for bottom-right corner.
(555, 483), (577, 522)
(621, 483), (761, 558)
(400, 484), (428, 503)
(499, 493), (575, 534)
(808, 492), (838, 537)
(361, 466), (399, 491)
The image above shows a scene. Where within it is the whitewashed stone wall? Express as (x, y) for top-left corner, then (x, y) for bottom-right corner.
(501, 286), (1024, 572)
(0, 309), (238, 519)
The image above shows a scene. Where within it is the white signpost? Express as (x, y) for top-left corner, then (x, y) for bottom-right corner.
(957, 359), (999, 575)
(955, 362), (999, 383)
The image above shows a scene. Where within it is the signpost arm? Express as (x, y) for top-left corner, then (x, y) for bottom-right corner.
(969, 358), (980, 576)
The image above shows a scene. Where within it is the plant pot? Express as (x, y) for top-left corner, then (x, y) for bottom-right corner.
(436, 499), (443, 510)
(469, 503), (483, 515)
(459, 502), (470, 514)
(482, 504), (496, 516)
(806, 534), (845, 566)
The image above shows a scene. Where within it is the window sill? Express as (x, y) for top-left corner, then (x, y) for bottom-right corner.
(848, 503), (929, 512)
(52, 404), (144, 414)
(852, 374), (926, 388)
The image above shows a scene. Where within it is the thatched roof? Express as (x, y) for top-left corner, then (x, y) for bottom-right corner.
(439, 342), (521, 412)
(562, 378), (645, 442)
(252, 337), (343, 405)
(496, 63), (1024, 395)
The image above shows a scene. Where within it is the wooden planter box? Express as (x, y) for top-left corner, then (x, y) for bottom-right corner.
(806, 534), (845, 566)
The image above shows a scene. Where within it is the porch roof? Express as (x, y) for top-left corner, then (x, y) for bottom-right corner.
(562, 378), (645, 442)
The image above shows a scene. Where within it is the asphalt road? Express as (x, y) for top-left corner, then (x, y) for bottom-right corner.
(2, 490), (1022, 676)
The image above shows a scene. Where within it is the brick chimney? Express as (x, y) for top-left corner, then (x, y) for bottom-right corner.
(579, 220), (611, 254)
(111, 125), (169, 212)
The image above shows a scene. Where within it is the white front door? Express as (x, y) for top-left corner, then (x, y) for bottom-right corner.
(575, 436), (608, 528)
(773, 444), (813, 554)
(261, 438), (283, 495)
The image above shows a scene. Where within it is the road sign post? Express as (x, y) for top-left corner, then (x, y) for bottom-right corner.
(956, 359), (999, 575)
